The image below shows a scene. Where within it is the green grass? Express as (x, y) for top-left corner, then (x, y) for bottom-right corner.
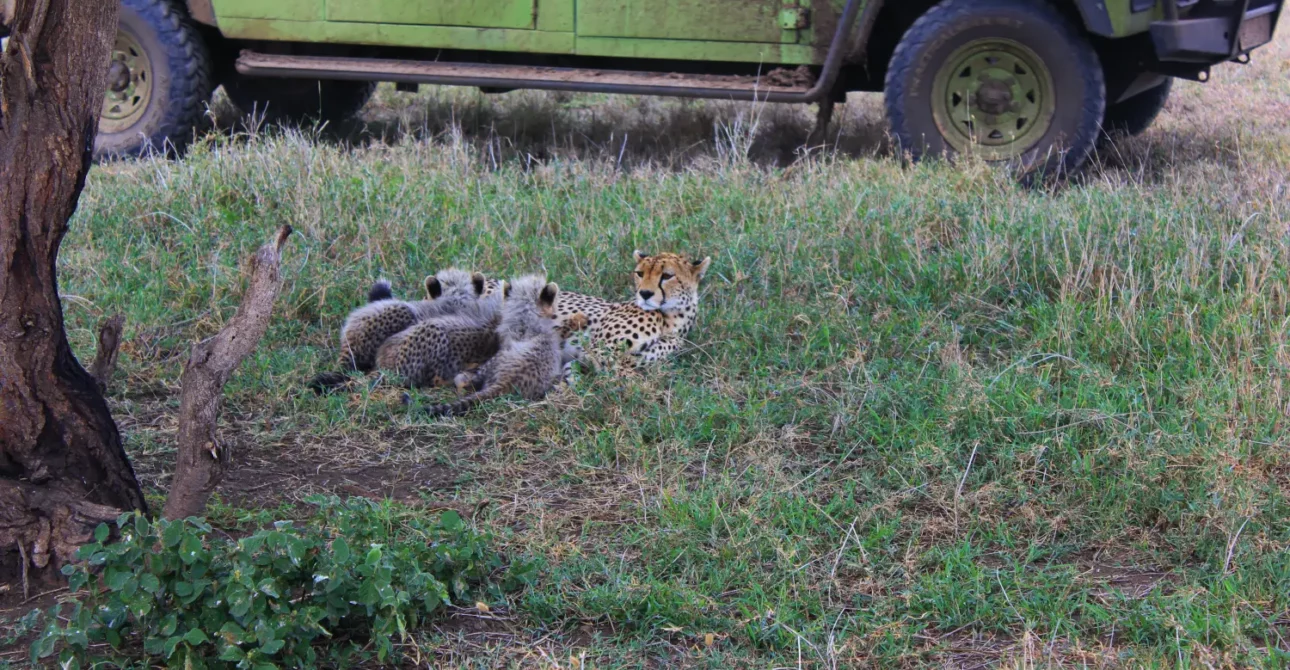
(38, 35), (1290, 667)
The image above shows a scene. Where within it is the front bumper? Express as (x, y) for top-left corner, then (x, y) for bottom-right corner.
(1151, 0), (1283, 63)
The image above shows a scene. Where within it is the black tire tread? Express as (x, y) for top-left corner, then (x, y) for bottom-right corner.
(1102, 78), (1172, 140)
(884, 0), (1106, 177)
(95, 0), (212, 159)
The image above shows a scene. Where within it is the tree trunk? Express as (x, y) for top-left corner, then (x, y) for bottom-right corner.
(0, 0), (143, 584)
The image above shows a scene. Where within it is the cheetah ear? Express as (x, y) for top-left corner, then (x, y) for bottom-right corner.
(539, 282), (559, 308)
(502, 281), (512, 299)
(471, 272), (487, 296)
(693, 256), (711, 280)
(424, 276), (443, 299)
(633, 249), (649, 262)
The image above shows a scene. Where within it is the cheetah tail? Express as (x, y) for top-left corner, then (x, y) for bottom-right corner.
(367, 279), (393, 303)
(308, 371), (355, 394)
(425, 383), (509, 418)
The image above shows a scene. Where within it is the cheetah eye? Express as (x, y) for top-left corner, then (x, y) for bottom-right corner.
(661, 272), (674, 281)
(635, 271), (644, 278)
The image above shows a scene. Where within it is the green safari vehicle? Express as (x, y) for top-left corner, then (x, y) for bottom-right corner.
(89, 0), (1282, 173)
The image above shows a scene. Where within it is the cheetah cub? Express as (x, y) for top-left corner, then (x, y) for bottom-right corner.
(338, 269), (487, 372)
(374, 284), (505, 388)
(425, 275), (569, 417)
(308, 269), (486, 393)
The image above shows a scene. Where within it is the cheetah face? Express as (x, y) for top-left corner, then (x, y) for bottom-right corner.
(500, 276), (560, 339)
(632, 250), (711, 312)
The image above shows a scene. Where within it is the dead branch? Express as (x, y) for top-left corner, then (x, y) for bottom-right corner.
(89, 313), (124, 393)
(163, 225), (292, 521)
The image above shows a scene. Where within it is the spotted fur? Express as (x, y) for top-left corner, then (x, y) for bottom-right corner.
(375, 288), (504, 388)
(485, 277), (581, 380)
(337, 269), (487, 372)
(553, 250), (711, 365)
(307, 269), (488, 393)
(427, 276), (566, 417)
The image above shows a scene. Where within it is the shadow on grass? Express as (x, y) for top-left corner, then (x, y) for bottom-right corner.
(199, 80), (1279, 186)
(208, 85), (895, 170)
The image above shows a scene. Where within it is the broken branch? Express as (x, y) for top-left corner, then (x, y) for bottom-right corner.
(162, 225), (292, 521)
(89, 313), (124, 393)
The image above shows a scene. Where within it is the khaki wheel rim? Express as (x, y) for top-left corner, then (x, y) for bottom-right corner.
(931, 38), (1056, 160)
(100, 29), (153, 134)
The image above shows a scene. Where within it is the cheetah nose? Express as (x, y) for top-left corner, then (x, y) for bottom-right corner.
(639, 290), (654, 300)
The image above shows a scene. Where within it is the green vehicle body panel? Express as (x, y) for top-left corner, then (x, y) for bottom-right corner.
(212, 0), (322, 22)
(1065, 0), (1166, 37)
(211, 0), (845, 64)
(575, 0), (787, 43)
(326, 0), (539, 30)
(209, 0), (1169, 66)
(536, 0), (575, 32)
(216, 17), (579, 54)
(574, 36), (817, 62)
(1105, 2), (1160, 37)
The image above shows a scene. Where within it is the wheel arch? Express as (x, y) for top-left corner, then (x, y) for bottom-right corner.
(843, 0), (938, 90)
(185, 0), (217, 26)
(848, 0), (1100, 91)
(1069, 0), (1114, 36)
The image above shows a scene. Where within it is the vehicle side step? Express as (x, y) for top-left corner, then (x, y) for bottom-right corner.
(236, 51), (815, 102)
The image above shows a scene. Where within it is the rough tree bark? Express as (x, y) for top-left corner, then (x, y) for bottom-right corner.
(164, 225), (292, 521)
(0, 0), (141, 582)
(89, 314), (125, 393)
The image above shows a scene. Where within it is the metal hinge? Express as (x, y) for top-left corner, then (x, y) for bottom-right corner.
(779, 7), (810, 30)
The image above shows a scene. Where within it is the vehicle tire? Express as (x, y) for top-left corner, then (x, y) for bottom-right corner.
(1102, 78), (1172, 139)
(222, 76), (377, 127)
(884, 0), (1106, 177)
(95, 0), (212, 160)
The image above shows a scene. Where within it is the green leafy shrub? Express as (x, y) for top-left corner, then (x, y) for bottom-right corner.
(33, 496), (535, 668)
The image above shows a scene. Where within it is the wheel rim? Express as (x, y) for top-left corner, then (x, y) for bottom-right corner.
(100, 29), (153, 134)
(931, 38), (1055, 160)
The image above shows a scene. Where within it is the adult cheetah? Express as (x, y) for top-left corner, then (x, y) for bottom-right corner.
(554, 250), (711, 365)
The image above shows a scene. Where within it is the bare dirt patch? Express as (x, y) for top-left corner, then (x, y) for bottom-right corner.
(1080, 562), (1176, 600)
(217, 459), (456, 508)
(1067, 549), (1179, 601)
(111, 387), (480, 515)
(917, 629), (1121, 670)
